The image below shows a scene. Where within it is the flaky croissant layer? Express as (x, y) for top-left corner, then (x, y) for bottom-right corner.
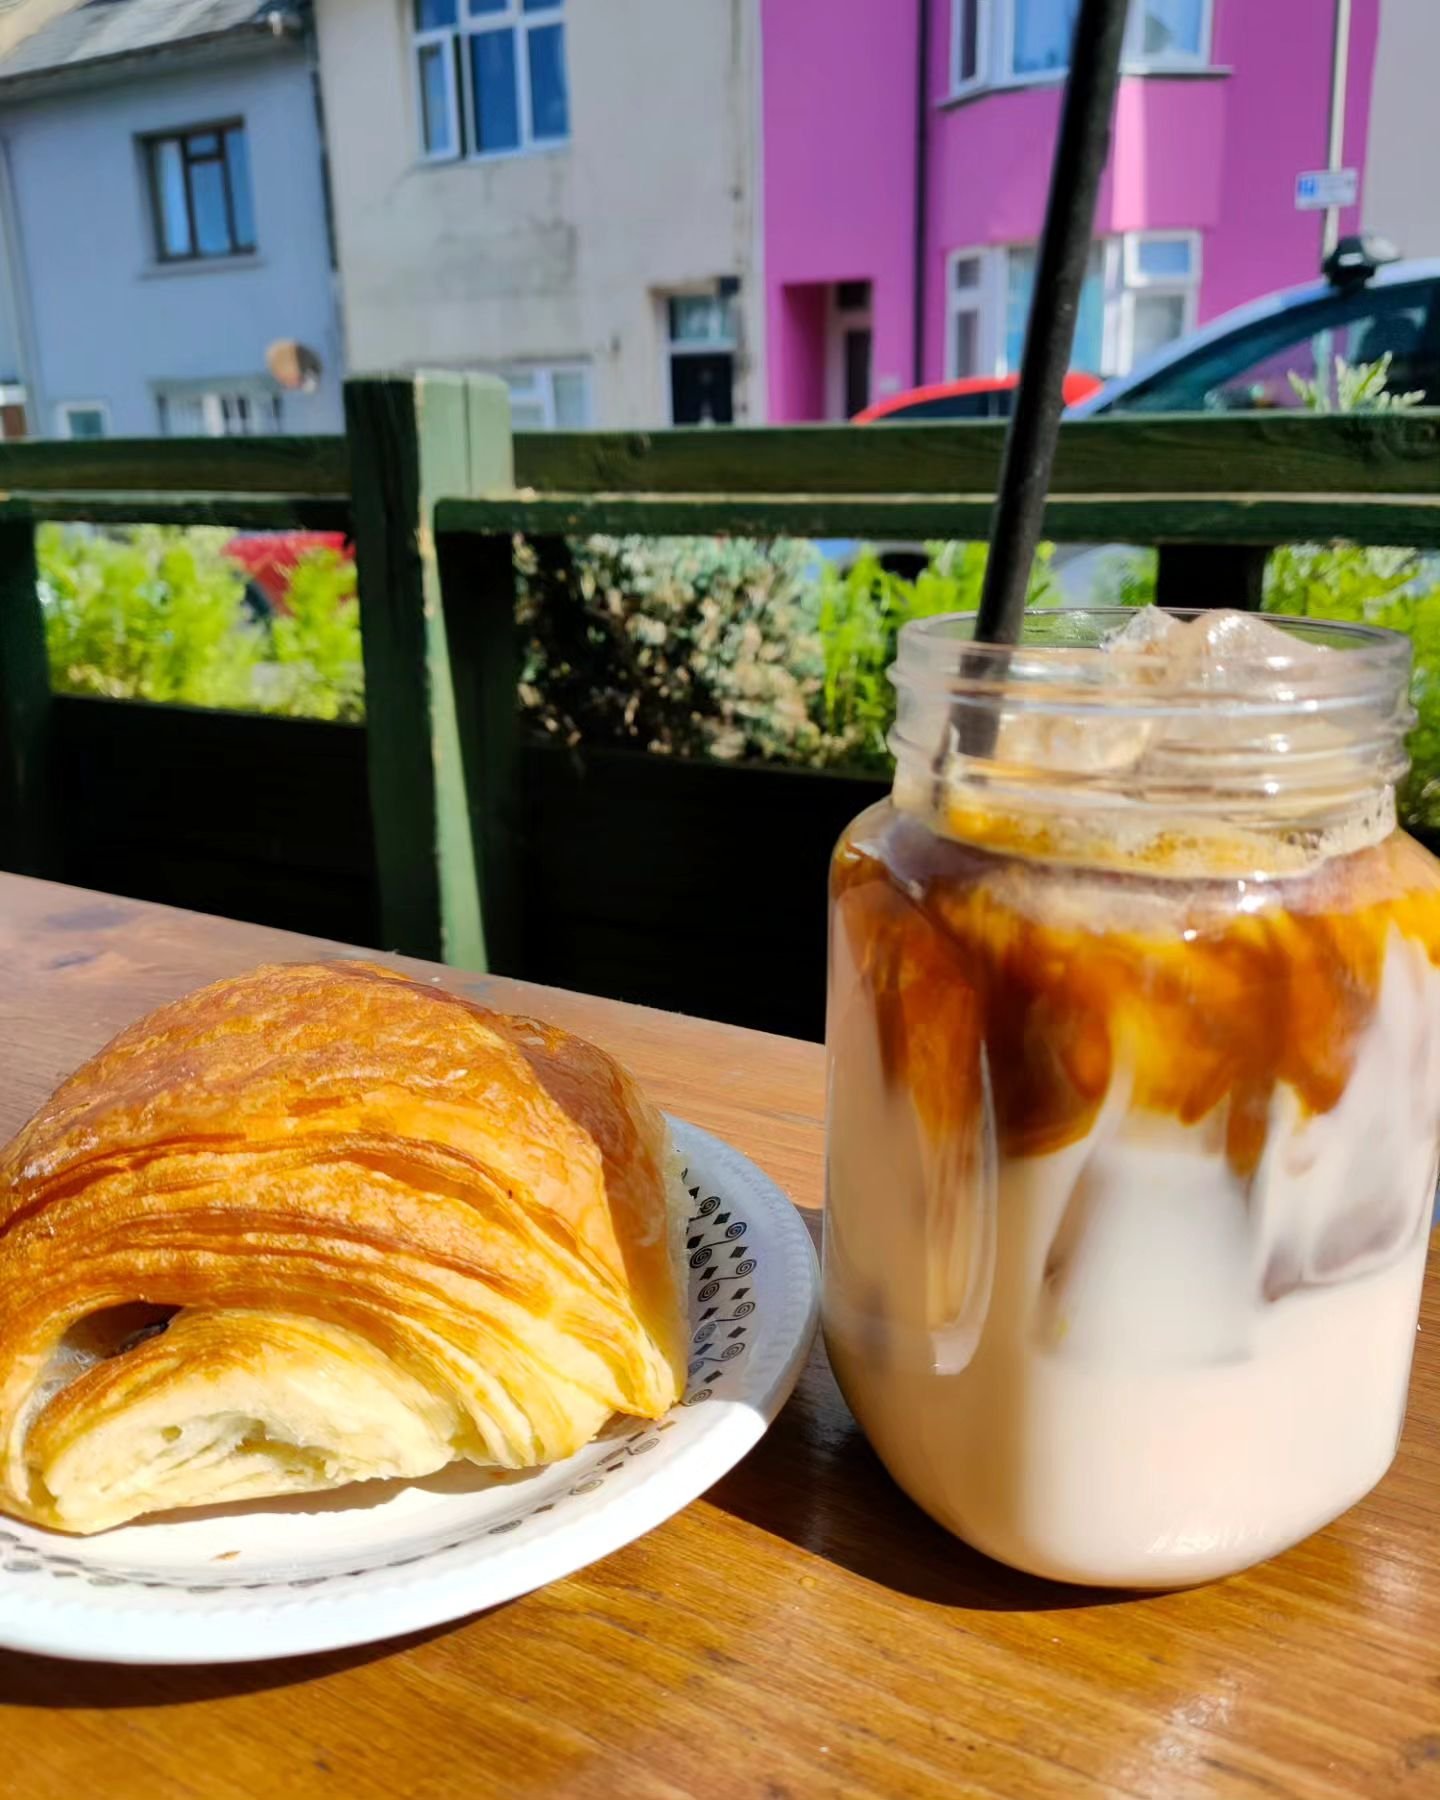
(0, 962), (689, 1533)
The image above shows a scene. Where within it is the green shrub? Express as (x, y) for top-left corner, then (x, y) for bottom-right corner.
(39, 524), (363, 722)
(1287, 350), (1425, 414)
(515, 534), (851, 765)
(260, 547), (364, 722)
(41, 524), (261, 709)
(1089, 547), (1158, 608)
(517, 535), (1058, 775)
(1263, 565), (1440, 831)
(1092, 357), (1440, 831)
(1093, 540), (1424, 621)
(814, 542), (1057, 771)
(1273, 353), (1440, 825)
(1094, 540), (1440, 830)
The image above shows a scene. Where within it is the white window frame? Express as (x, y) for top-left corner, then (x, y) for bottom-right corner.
(945, 248), (1006, 380)
(949, 0), (990, 97)
(1094, 237), (1124, 373)
(155, 382), (283, 437)
(413, 19), (462, 163)
(993, 241), (1113, 372)
(997, 0), (1073, 88)
(1123, 0), (1213, 72)
(1121, 227), (1200, 290)
(662, 289), (739, 426)
(951, 0), (1213, 97)
(666, 295), (738, 353)
(498, 361), (592, 430)
(947, 230), (1200, 380)
(1116, 228), (1202, 369)
(56, 401), (110, 440)
(412, 0), (569, 166)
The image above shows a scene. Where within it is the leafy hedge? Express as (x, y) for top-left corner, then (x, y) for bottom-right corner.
(40, 524), (363, 722)
(515, 534), (1055, 773)
(1093, 542), (1440, 832)
(513, 533), (832, 764)
(38, 515), (1440, 833)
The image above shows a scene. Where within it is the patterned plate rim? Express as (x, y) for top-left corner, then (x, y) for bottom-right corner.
(0, 1117), (820, 1665)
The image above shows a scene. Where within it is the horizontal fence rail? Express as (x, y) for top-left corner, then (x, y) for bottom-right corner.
(0, 494), (351, 528)
(2, 378), (1440, 1028)
(437, 491), (1440, 546)
(0, 409), (1434, 538)
(0, 436), (351, 529)
(490, 411), (1440, 549)
(0, 436), (350, 493)
(509, 411), (1440, 500)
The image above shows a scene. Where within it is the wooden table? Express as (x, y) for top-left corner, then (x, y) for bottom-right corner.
(2, 874), (1439, 1799)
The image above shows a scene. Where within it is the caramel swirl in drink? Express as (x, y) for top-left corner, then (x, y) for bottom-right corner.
(823, 609), (1440, 1586)
(835, 822), (1440, 1180)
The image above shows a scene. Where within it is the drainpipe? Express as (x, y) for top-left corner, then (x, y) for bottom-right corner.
(1323, 0), (1353, 259)
(912, 0), (930, 387)
(0, 138), (43, 438)
(300, 1), (347, 417)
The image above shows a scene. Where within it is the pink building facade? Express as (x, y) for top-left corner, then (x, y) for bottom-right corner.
(762, 0), (1381, 421)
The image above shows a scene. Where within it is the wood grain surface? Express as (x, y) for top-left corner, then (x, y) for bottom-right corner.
(1, 873), (1439, 1800)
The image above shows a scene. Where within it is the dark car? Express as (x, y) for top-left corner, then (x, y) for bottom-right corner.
(1073, 245), (1440, 417)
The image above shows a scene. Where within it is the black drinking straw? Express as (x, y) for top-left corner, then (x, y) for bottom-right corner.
(944, 0), (1130, 769)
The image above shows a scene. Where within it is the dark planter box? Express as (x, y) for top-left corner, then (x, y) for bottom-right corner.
(506, 749), (1440, 1043)
(49, 698), (885, 1041)
(53, 695), (380, 949)
(513, 741), (885, 1041)
(62, 699), (1440, 1052)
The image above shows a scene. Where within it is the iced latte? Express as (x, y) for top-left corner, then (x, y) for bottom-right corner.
(824, 608), (1440, 1586)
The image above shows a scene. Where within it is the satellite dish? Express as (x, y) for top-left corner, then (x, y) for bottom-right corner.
(265, 340), (323, 393)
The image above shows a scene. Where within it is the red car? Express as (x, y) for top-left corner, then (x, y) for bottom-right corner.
(224, 531), (351, 615)
(853, 371), (1102, 423)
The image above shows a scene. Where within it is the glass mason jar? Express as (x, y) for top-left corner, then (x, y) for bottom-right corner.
(824, 608), (1440, 1588)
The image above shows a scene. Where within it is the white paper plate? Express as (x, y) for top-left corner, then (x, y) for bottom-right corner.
(0, 1119), (819, 1664)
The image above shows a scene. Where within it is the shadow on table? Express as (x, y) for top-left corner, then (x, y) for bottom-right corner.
(708, 1341), (1139, 1615)
(0, 1616), (470, 1709)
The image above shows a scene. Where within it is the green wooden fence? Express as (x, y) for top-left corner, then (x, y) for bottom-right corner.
(4, 371), (1440, 988)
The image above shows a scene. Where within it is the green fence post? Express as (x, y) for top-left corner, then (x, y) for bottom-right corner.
(0, 520), (55, 876)
(433, 520), (523, 979)
(345, 373), (514, 967)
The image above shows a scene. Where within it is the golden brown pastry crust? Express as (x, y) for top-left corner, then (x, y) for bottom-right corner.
(0, 962), (688, 1533)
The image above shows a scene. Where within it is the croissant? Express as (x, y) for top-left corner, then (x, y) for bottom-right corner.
(0, 961), (689, 1534)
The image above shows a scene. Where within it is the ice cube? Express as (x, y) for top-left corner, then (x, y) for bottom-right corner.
(984, 611), (1170, 776)
(1106, 610), (1357, 809)
(1249, 935), (1440, 1297)
(993, 610), (1339, 795)
(1103, 605), (1186, 657)
(1166, 610), (1327, 692)
(1107, 607), (1325, 690)
(991, 709), (1156, 776)
(995, 607), (1173, 778)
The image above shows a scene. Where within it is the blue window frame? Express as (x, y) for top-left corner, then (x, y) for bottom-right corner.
(145, 122), (255, 260)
